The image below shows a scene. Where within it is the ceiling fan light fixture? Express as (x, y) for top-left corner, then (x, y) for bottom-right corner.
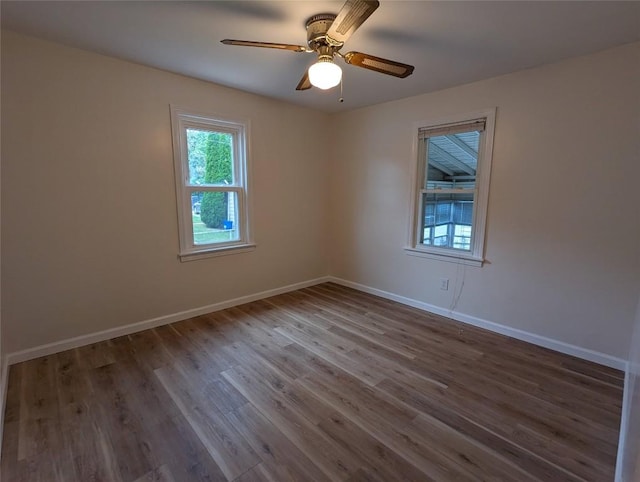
(308, 58), (342, 90)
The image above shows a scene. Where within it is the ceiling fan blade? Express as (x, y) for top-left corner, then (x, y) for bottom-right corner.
(296, 71), (312, 91)
(343, 51), (414, 78)
(326, 0), (380, 45)
(221, 39), (307, 53)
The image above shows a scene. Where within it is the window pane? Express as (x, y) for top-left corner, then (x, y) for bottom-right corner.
(453, 224), (472, 250)
(186, 129), (234, 186)
(191, 191), (239, 245)
(421, 192), (474, 251)
(425, 130), (479, 190)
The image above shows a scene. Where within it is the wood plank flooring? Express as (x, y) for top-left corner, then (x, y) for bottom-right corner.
(1, 283), (624, 481)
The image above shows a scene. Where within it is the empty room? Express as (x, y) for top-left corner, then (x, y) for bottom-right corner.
(1, 1), (639, 481)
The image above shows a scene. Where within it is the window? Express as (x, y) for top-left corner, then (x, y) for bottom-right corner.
(407, 109), (495, 266)
(171, 106), (254, 261)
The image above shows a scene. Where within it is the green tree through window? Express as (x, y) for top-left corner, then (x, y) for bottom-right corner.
(200, 132), (232, 229)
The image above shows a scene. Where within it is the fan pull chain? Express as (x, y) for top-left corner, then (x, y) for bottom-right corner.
(339, 77), (344, 103)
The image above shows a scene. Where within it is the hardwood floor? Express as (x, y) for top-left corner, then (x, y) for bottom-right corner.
(1, 283), (624, 481)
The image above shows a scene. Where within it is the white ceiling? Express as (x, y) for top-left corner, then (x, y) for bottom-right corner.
(2, 1), (639, 113)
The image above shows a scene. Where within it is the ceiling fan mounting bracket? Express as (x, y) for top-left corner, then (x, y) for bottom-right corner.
(305, 14), (343, 52)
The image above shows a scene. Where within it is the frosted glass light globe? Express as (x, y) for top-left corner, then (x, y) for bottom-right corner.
(308, 59), (342, 90)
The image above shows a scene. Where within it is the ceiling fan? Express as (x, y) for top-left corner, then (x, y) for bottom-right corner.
(221, 0), (414, 91)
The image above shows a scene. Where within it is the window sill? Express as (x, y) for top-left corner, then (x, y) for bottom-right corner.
(404, 247), (484, 267)
(179, 243), (256, 262)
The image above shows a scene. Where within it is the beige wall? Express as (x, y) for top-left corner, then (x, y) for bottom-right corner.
(1, 31), (330, 353)
(328, 42), (640, 360)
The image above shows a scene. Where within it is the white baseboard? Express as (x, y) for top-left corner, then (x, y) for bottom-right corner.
(0, 355), (9, 461)
(5, 274), (626, 372)
(328, 277), (626, 370)
(615, 362), (632, 482)
(6, 276), (331, 365)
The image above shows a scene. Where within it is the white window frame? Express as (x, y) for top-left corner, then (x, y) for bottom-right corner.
(406, 108), (496, 267)
(170, 106), (254, 261)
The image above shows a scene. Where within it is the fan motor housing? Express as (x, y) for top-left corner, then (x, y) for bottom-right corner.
(305, 14), (340, 50)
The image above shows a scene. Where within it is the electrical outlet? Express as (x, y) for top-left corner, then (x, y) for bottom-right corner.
(440, 278), (449, 291)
